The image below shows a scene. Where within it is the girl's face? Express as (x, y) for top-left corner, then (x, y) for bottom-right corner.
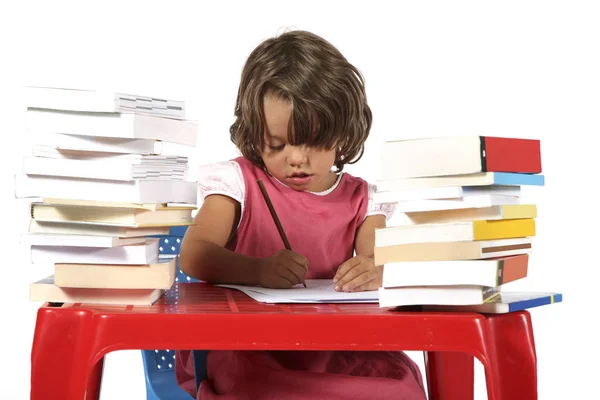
(261, 95), (338, 192)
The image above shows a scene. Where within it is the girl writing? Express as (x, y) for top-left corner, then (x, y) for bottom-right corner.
(176, 29), (426, 400)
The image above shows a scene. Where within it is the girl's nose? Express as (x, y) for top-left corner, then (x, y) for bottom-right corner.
(287, 145), (309, 166)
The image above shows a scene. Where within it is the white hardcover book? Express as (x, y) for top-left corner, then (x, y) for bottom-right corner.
(27, 108), (197, 146)
(20, 233), (147, 248)
(32, 145), (188, 163)
(32, 133), (162, 155)
(378, 285), (500, 307)
(30, 238), (159, 265)
(22, 156), (187, 181)
(25, 86), (185, 119)
(373, 185), (521, 204)
(393, 194), (520, 213)
(14, 173), (198, 204)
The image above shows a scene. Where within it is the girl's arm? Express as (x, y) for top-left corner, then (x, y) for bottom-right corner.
(355, 214), (386, 258)
(333, 214), (386, 292)
(179, 194), (307, 287)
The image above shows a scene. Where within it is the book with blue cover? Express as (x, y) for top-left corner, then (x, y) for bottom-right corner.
(375, 172), (544, 192)
(415, 292), (562, 313)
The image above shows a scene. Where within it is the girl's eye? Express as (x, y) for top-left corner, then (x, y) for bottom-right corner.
(267, 144), (285, 152)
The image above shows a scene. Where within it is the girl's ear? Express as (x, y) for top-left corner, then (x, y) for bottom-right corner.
(336, 146), (345, 162)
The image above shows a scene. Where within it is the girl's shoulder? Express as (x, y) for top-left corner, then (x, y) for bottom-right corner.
(196, 158), (246, 204)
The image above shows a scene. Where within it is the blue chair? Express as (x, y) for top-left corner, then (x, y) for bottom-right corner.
(142, 227), (208, 400)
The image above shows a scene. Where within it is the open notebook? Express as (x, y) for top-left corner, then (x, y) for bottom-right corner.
(217, 279), (379, 303)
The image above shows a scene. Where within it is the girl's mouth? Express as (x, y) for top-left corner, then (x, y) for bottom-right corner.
(288, 172), (312, 186)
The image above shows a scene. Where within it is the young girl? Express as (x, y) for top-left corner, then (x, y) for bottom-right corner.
(176, 30), (427, 400)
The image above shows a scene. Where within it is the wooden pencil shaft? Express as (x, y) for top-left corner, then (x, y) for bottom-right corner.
(257, 179), (292, 250)
(257, 179), (306, 288)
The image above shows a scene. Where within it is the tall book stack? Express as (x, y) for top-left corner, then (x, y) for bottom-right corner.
(374, 135), (562, 313)
(15, 86), (199, 306)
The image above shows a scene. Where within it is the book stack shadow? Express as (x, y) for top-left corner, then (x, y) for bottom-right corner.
(15, 86), (198, 305)
(374, 136), (562, 313)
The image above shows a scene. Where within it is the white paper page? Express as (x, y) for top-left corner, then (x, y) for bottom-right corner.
(218, 279), (379, 303)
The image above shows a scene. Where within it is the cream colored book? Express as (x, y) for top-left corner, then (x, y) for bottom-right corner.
(41, 198), (196, 210)
(400, 204), (537, 225)
(54, 257), (177, 289)
(30, 202), (195, 227)
(374, 237), (532, 264)
(29, 220), (170, 237)
(29, 275), (165, 305)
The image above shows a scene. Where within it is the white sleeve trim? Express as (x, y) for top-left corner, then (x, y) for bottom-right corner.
(366, 182), (396, 222)
(197, 160), (246, 223)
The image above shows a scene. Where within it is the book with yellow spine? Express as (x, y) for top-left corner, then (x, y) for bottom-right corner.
(375, 218), (535, 247)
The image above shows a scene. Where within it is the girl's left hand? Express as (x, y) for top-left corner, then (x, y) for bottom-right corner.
(333, 255), (382, 292)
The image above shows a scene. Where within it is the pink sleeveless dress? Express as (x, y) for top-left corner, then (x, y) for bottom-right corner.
(175, 157), (427, 399)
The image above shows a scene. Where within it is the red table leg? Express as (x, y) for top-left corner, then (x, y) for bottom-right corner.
(30, 307), (98, 400)
(85, 357), (105, 400)
(482, 311), (538, 400)
(426, 351), (474, 400)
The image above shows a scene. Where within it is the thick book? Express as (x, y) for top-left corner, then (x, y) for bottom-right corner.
(373, 185), (520, 205)
(22, 156), (188, 181)
(400, 204), (537, 225)
(14, 174), (198, 204)
(27, 108), (197, 146)
(29, 220), (170, 237)
(375, 218), (535, 246)
(30, 238), (159, 265)
(381, 136), (542, 180)
(54, 257), (177, 289)
(376, 172), (545, 191)
(374, 237), (532, 263)
(25, 86), (185, 119)
(378, 285), (501, 307)
(381, 254), (528, 288)
(29, 275), (165, 305)
(30, 202), (195, 227)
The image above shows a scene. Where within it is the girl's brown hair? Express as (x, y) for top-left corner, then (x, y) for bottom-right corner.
(230, 30), (372, 172)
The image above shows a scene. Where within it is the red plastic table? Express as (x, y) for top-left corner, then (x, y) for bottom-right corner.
(30, 283), (538, 400)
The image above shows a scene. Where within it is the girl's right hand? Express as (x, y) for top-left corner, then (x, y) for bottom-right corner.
(258, 249), (309, 288)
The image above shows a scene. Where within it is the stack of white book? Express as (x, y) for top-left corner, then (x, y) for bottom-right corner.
(16, 86), (199, 305)
(373, 135), (561, 313)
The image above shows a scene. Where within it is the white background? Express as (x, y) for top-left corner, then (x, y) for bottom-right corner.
(1, 0), (599, 399)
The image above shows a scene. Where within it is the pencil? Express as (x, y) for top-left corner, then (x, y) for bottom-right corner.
(257, 179), (306, 288)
